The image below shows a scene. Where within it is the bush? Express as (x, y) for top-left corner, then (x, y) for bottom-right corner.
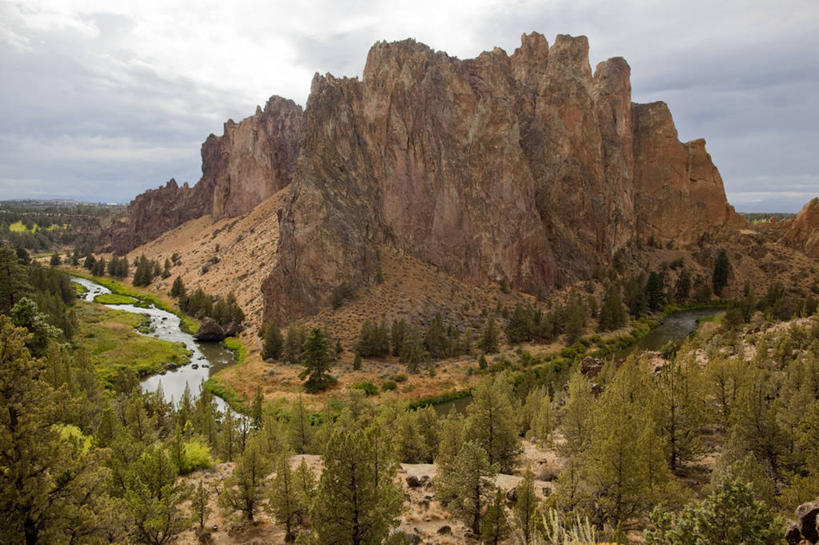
(381, 380), (397, 391)
(351, 381), (378, 396)
(178, 439), (214, 474)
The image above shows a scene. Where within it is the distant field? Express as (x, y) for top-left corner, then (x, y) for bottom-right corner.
(739, 212), (797, 224)
(7, 220), (66, 233)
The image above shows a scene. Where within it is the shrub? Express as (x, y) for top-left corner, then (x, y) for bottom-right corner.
(381, 380), (397, 391)
(351, 382), (377, 396)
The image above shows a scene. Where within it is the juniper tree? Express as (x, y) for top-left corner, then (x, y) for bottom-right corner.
(311, 427), (402, 545)
(481, 488), (510, 545)
(465, 374), (521, 472)
(514, 467), (539, 545)
(269, 453), (305, 541)
(300, 326), (334, 392)
(218, 437), (272, 521)
(437, 440), (496, 535)
(288, 396), (314, 454)
(712, 249), (730, 297)
(478, 317), (500, 353)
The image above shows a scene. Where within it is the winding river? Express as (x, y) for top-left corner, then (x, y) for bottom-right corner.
(72, 277), (235, 410)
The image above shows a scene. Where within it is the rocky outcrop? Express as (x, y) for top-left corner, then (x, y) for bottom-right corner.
(786, 499), (819, 544)
(103, 96), (302, 254)
(632, 102), (743, 245)
(782, 198), (819, 258)
(207, 96), (303, 220)
(101, 178), (213, 254)
(262, 33), (743, 323)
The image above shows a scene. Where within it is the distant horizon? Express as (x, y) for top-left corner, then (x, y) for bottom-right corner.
(0, 194), (810, 216)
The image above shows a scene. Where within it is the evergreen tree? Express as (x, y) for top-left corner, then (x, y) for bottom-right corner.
(0, 317), (113, 545)
(133, 255), (154, 287)
(675, 269), (691, 302)
(169, 276), (185, 298)
(261, 322), (283, 360)
(299, 326), (334, 392)
(424, 313), (449, 359)
(192, 479), (210, 532)
(598, 284), (626, 331)
(288, 396), (314, 454)
(125, 444), (191, 545)
(284, 323), (306, 364)
(514, 467), (539, 545)
(646, 271), (665, 311)
(653, 351), (706, 471)
(399, 325), (426, 372)
(645, 478), (781, 545)
(49, 252), (60, 266)
(311, 427), (402, 545)
(505, 304), (535, 344)
(269, 453), (306, 541)
(712, 249), (731, 297)
(477, 317), (500, 353)
(162, 258), (171, 279)
(83, 253), (96, 271)
(218, 437), (272, 521)
(437, 440), (496, 535)
(563, 292), (587, 344)
(0, 245), (31, 313)
(584, 361), (670, 526)
(481, 488), (510, 545)
(624, 274), (648, 316)
(465, 374), (521, 473)
(390, 319), (406, 357)
(250, 386), (264, 429)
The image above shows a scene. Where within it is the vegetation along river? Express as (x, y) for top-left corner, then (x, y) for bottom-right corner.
(436, 307), (724, 416)
(71, 276), (235, 409)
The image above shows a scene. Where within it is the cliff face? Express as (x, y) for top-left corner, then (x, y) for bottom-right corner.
(104, 96), (302, 254)
(102, 178), (213, 254)
(262, 33), (743, 323)
(782, 198), (819, 258)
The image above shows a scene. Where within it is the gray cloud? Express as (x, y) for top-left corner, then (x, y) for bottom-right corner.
(1, 0), (817, 211)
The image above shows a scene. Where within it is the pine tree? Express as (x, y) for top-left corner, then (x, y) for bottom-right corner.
(514, 467), (539, 545)
(391, 319), (406, 357)
(477, 317), (500, 353)
(712, 249), (731, 297)
(481, 488), (510, 545)
(288, 396), (314, 454)
(646, 271), (665, 311)
(49, 252), (60, 266)
(125, 444), (191, 545)
(311, 427), (402, 545)
(437, 440), (496, 535)
(399, 325), (426, 372)
(424, 313), (449, 359)
(218, 437), (272, 521)
(193, 479), (210, 532)
(598, 284), (626, 331)
(653, 351), (707, 471)
(162, 258), (171, 279)
(170, 276), (185, 298)
(675, 269), (691, 302)
(0, 245), (31, 313)
(584, 360), (670, 526)
(284, 323), (306, 364)
(269, 453), (305, 541)
(250, 386), (264, 429)
(465, 375), (521, 472)
(299, 326), (334, 392)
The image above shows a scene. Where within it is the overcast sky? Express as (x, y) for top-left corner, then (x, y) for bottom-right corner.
(1, 0), (817, 212)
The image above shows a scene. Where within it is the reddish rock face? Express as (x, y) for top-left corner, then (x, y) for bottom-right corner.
(100, 178), (213, 254)
(104, 96), (302, 254)
(783, 198), (819, 258)
(208, 96), (303, 220)
(262, 33), (742, 323)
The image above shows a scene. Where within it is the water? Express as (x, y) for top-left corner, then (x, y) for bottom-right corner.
(71, 277), (235, 409)
(616, 308), (723, 357)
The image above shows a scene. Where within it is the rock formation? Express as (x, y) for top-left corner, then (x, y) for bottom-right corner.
(782, 197), (819, 258)
(101, 33), (748, 323)
(262, 33), (742, 323)
(103, 96), (302, 254)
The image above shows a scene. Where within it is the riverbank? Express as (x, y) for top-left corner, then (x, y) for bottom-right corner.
(66, 268), (200, 334)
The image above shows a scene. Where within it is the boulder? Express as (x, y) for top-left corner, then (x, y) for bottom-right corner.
(193, 318), (227, 342)
(787, 499), (819, 544)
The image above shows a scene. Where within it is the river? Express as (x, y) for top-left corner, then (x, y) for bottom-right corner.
(72, 277), (235, 410)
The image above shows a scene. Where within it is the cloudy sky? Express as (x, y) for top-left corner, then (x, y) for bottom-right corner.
(1, 0), (817, 212)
